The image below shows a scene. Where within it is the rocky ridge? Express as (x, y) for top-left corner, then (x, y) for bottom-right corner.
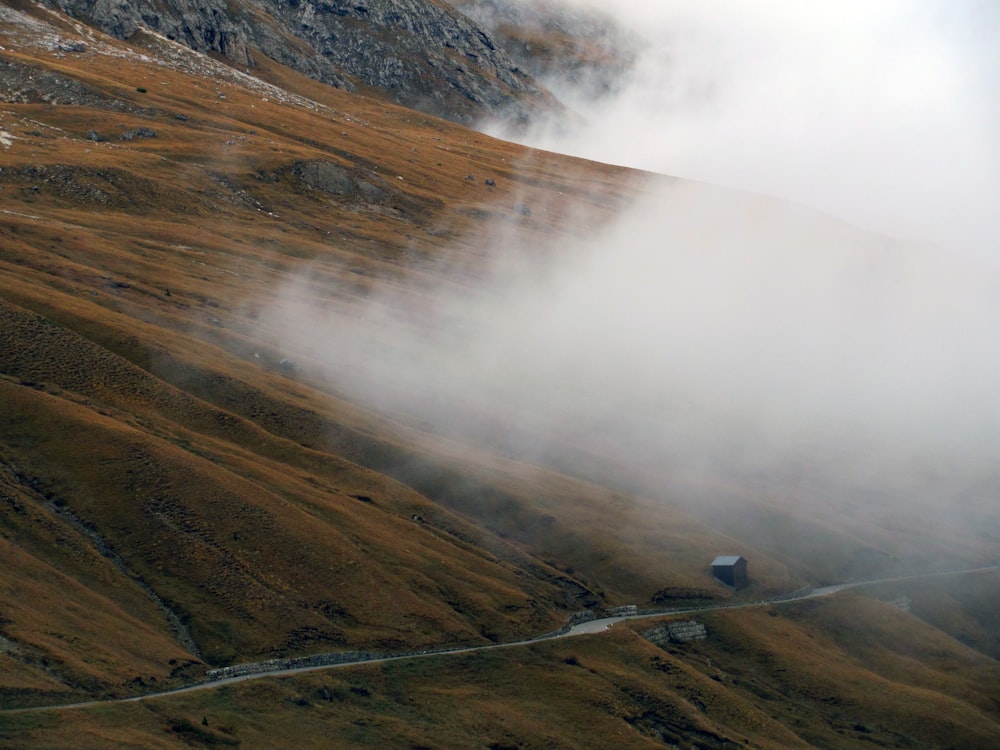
(37, 0), (552, 123)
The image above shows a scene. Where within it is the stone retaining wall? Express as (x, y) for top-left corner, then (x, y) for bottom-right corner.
(642, 620), (707, 646)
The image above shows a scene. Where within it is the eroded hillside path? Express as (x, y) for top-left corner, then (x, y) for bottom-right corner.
(3, 565), (996, 714)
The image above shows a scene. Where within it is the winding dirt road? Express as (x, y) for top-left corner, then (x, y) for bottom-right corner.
(3, 565), (996, 714)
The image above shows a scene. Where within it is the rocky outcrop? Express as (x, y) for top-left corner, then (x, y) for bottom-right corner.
(0, 56), (130, 108)
(455, 0), (636, 99)
(643, 620), (707, 646)
(39, 0), (551, 123)
(49, 0), (256, 65)
(270, 0), (548, 123)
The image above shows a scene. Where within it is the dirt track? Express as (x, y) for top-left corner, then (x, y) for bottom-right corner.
(4, 565), (995, 715)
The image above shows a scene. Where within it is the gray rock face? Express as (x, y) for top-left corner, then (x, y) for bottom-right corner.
(40, 0), (550, 123)
(271, 0), (547, 122)
(60, 0), (255, 65)
(456, 0), (636, 99)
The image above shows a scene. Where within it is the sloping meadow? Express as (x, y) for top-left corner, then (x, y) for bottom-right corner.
(1, 4), (999, 746)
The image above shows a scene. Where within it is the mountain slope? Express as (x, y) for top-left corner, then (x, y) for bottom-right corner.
(2, 3), (1000, 747)
(0, 3), (735, 702)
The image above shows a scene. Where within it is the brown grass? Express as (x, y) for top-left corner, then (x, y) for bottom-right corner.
(1, 7), (999, 746)
(8, 595), (1000, 748)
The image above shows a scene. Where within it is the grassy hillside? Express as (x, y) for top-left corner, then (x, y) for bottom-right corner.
(5, 577), (1000, 748)
(1, 3), (999, 746)
(0, 3), (727, 697)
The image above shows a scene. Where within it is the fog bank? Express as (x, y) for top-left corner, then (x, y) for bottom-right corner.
(500, 0), (1000, 263)
(262, 177), (1000, 510)
(260, 2), (1000, 532)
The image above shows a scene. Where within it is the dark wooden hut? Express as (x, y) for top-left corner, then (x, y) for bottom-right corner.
(711, 555), (748, 590)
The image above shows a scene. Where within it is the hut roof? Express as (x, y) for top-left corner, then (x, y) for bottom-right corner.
(711, 555), (745, 567)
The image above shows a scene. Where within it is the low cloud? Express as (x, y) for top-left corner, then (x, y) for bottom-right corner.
(261, 1), (1000, 544)
(261, 176), (1000, 512)
(501, 0), (1000, 263)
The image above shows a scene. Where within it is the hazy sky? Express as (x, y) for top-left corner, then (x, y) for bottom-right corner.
(510, 0), (1000, 263)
